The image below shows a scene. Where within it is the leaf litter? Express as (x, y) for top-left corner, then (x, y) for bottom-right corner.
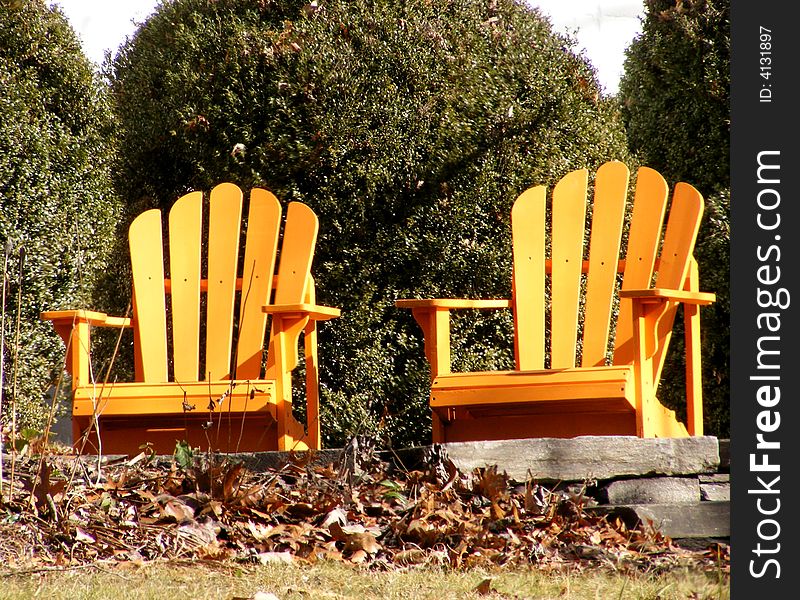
(0, 443), (729, 575)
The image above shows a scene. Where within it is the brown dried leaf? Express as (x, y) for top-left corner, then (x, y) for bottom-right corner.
(286, 502), (316, 519)
(394, 548), (427, 566)
(222, 462), (245, 501)
(320, 507), (347, 528)
(345, 532), (380, 555)
(163, 499), (194, 522)
(475, 578), (494, 595)
(329, 522), (380, 554)
(490, 500), (505, 521)
(247, 521), (279, 542)
(473, 466), (508, 503)
(404, 519), (440, 547)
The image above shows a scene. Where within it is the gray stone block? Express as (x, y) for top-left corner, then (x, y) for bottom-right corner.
(718, 439), (730, 471)
(700, 474), (730, 501)
(604, 477), (700, 505)
(230, 449), (345, 471)
(440, 436), (720, 482)
(589, 501), (730, 538)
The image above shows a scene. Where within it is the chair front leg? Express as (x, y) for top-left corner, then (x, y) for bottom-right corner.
(683, 260), (704, 436)
(631, 298), (660, 438)
(303, 318), (321, 449)
(269, 314), (310, 451)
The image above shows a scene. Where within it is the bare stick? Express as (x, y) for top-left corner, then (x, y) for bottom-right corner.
(0, 240), (12, 499)
(9, 247), (25, 494)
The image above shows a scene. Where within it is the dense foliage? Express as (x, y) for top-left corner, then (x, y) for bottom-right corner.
(0, 0), (121, 431)
(619, 0), (730, 436)
(110, 0), (631, 447)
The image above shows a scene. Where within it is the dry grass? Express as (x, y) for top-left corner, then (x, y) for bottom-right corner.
(0, 560), (729, 600)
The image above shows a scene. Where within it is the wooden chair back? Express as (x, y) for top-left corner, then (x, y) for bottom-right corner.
(511, 162), (703, 376)
(128, 183), (318, 384)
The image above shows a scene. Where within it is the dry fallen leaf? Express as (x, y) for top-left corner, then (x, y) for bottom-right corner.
(475, 578), (494, 595)
(394, 548), (427, 566)
(0, 448), (728, 574)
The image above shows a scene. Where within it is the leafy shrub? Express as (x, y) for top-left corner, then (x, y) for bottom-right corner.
(0, 0), (121, 431)
(110, 0), (631, 447)
(619, 0), (730, 436)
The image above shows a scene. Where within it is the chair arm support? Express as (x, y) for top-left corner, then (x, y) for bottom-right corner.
(396, 298), (510, 377)
(619, 288), (716, 305)
(623, 287), (714, 437)
(40, 310), (132, 389)
(262, 303), (341, 321)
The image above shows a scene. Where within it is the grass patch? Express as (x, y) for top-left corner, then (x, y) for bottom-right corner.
(0, 560), (729, 600)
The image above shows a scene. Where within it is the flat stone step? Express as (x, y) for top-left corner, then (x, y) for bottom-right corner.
(62, 436), (723, 487)
(603, 476), (701, 505)
(700, 474), (731, 501)
(435, 436), (720, 482)
(588, 501), (730, 539)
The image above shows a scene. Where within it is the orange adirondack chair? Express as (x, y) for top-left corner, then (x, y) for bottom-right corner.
(42, 183), (339, 455)
(397, 162), (715, 442)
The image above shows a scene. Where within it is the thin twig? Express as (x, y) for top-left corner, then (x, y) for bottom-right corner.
(9, 247), (25, 496)
(0, 240), (12, 499)
(231, 260), (258, 453)
(89, 302), (133, 482)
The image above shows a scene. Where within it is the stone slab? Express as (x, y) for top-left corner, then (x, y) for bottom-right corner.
(228, 449), (345, 472)
(603, 476), (700, 505)
(40, 436), (722, 486)
(589, 501), (730, 538)
(700, 474), (730, 501)
(437, 436), (720, 482)
(718, 439), (730, 471)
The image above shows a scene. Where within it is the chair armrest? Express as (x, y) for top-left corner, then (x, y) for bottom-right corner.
(262, 303), (341, 321)
(395, 299), (510, 377)
(395, 298), (512, 310)
(40, 310), (132, 328)
(40, 310), (131, 388)
(619, 288), (716, 305)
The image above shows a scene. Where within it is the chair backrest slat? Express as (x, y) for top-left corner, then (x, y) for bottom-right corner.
(130, 209), (169, 382)
(581, 162), (628, 367)
(511, 186), (547, 370)
(648, 182), (705, 381)
(273, 202), (318, 305)
(655, 182), (704, 290)
(205, 183), (243, 381)
(235, 188), (282, 380)
(613, 167), (669, 366)
(168, 191), (203, 382)
(550, 169), (588, 368)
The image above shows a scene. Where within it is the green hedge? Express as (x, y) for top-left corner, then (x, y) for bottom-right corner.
(0, 1), (121, 431)
(620, 0), (730, 436)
